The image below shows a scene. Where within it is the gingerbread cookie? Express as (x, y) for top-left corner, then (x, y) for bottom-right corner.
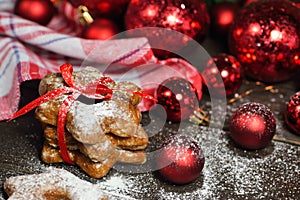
(4, 168), (108, 199)
(41, 143), (146, 178)
(44, 125), (148, 151)
(34, 65), (149, 178)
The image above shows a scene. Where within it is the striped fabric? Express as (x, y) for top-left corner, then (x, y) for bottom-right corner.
(0, 0), (202, 120)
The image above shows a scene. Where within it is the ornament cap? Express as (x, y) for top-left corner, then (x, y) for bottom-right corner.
(78, 5), (94, 26)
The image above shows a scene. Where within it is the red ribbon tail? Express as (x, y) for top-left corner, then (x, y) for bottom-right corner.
(57, 92), (80, 165)
(8, 88), (73, 122)
(60, 63), (76, 88)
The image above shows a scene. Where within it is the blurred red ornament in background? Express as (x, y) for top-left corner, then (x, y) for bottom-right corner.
(124, 0), (210, 58)
(14, 0), (55, 26)
(285, 92), (300, 136)
(210, 2), (239, 37)
(230, 102), (276, 150)
(155, 77), (199, 122)
(241, 0), (258, 6)
(229, 0), (300, 83)
(202, 54), (243, 97)
(82, 18), (119, 40)
(68, 0), (130, 18)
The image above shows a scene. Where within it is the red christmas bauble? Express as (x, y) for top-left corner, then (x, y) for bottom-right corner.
(156, 135), (205, 185)
(124, 0), (210, 58)
(14, 0), (55, 26)
(68, 0), (130, 18)
(285, 92), (300, 135)
(210, 2), (240, 37)
(82, 18), (119, 40)
(202, 54), (243, 97)
(155, 77), (199, 122)
(230, 102), (276, 150)
(229, 0), (300, 83)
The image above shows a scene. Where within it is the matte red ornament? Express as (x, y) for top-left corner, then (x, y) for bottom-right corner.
(124, 0), (210, 58)
(229, 0), (300, 83)
(230, 102), (276, 150)
(285, 92), (300, 135)
(82, 18), (119, 40)
(156, 135), (205, 185)
(210, 2), (239, 37)
(156, 77), (199, 122)
(14, 0), (55, 26)
(68, 0), (130, 18)
(202, 54), (243, 97)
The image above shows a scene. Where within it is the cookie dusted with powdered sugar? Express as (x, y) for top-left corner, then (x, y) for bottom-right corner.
(4, 168), (108, 200)
(32, 65), (149, 178)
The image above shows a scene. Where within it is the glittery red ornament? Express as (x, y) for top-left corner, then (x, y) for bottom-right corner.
(230, 102), (276, 150)
(285, 92), (300, 135)
(292, 0), (300, 9)
(156, 135), (205, 185)
(82, 18), (119, 40)
(155, 77), (199, 122)
(14, 0), (55, 26)
(229, 0), (300, 83)
(68, 0), (130, 18)
(202, 54), (243, 97)
(124, 0), (210, 58)
(210, 2), (239, 37)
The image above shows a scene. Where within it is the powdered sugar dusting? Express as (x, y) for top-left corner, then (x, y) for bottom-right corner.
(2, 78), (300, 199)
(1, 123), (299, 199)
(95, 125), (299, 199)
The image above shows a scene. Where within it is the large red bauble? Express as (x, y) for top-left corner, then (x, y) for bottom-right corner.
(285, 92), (300, 135)
(156, 77), (199, 122)
(82, 18), (119, 40)
(14, 0), (55, 26)
(230, 102), (276, 150)
(156, 135), (205, 185)
(202, 54), (243, 97)
(229, 0), (300, 83)
(68, 0), (130, 18)
(124, 0), (210, 58)
(210, 2), (240, 37)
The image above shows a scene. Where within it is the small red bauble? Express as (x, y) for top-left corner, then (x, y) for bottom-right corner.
(285, 92), (300, 135)
(210, 2), (240, 37)
(82, 18), (119, 40)
(156, 135), (205, 185)
(229, 0), (300, 82)
(68, 0), (130, 18)
(156, 77), (199, 122)
(124, 0), (210, 58)
(230, 102), (276, 150)
(14, 0), (55, 26)
(202, 54), (243, 97)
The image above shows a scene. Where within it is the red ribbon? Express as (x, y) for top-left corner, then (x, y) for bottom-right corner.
(9, 63), (156, 165)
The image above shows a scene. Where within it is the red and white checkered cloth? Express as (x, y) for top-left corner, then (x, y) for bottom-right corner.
(0, 0), (202, 120)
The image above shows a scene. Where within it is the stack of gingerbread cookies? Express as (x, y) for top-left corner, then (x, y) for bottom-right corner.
(35, 67), (148, 178)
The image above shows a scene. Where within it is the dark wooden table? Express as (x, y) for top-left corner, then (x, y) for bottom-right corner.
(1, 38), (300, 199)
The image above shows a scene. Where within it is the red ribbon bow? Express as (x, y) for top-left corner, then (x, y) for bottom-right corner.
(9, 63), (116, 164)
